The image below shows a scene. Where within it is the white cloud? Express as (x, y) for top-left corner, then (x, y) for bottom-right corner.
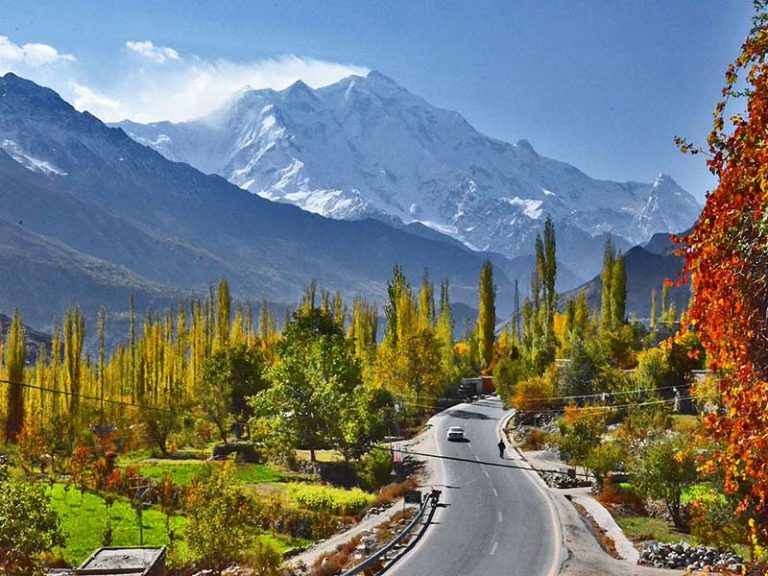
(0, 35), (368, 124)
(67, 82), (122, 118)
(0, 36), (75, 71)
(126, 40), (180, 64)
(77, 51), (369, 123)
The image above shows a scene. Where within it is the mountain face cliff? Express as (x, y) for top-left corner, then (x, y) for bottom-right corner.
(0, 72), (519, 330)
(117, 71), (701, 274)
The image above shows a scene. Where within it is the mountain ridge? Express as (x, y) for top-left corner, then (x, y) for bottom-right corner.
(0, 72), (535, 333)
(115, 70), (702, 278)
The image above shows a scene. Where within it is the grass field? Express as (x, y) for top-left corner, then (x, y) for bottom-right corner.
(49, 483), (188, 566)
(133, 459), (284, 485)
(48, 483), (308, 567)
(615, 515), (694, 546)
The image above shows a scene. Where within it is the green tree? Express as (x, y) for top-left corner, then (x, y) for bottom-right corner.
(4, 309), (26, 443)
(649, 287), (658, 332)
(611, 252), (626, 327)
(561, 337), (599, 398)
(584, 442), (624, 490)
(201, 344), (267, 444)
(0, 459), (65, 575)
(631, 434), (698, 530)
(141, 404), (182, 456)
(540, 217), (558, 351)
(476, 260), (496, 370)
(185, 461), (269, 570)
(556, 405), (608, 464)
(384, 265), (409, 348)
(600, 238), (616, 330)
(250, 308), (362, 462)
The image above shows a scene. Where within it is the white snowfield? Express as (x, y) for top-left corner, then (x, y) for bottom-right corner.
(115, 70), (701, 258)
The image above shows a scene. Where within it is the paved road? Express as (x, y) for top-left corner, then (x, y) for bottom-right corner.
(387, 398), (561, 576)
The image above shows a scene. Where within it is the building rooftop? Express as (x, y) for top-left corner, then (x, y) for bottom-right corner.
(76, 547), (165, 575)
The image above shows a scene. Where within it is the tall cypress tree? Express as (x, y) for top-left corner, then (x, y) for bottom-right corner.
(418, 269), (436, 330)
(97, 305), (107, 422)
(513, 279), (521, 343)
(217, 277), (231, 349)
(436, 279), (454, 372)
(542, 217), (557, 352)
(600, 238), (616, 330)
(4, 309), (26, 442)
(384, 266), (408, 348)
(611, 252), (627, 327)
(63, 306), (85, 426)
(476, 260), (496, 370)
(650, 287), (658, 331)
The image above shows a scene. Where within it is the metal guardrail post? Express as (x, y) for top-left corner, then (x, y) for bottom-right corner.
(339, 491), (436, 576)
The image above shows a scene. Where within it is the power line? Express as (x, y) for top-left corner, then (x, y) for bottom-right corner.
(0, 378), (171, 413)
(388, 447), (585, 478)
(507, 383), (688, 403)
(511, 395), (703, 415)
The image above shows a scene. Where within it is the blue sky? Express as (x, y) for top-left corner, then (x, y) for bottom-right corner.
(0, 1), (755, 200)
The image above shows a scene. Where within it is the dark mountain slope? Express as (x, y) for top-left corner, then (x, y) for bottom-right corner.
(0, 73), (516, 328)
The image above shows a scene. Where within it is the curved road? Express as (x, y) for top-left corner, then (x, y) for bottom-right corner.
(388, 397), (561, 576)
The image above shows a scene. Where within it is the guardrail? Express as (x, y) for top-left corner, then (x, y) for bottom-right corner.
(340, 491), (436, 576)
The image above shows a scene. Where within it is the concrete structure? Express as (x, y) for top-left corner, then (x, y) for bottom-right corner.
(459, 376), (494, 395)
(75, 547), (165, 576)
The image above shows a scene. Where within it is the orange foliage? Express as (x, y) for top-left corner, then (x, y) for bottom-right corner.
(676, 4), (768, 534)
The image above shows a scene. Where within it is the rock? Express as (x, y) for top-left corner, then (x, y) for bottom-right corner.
(638, 541), (743, 571)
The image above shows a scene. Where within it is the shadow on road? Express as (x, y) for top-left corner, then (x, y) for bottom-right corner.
(448, 409), (492, 420)
(472, 400), (502, 408)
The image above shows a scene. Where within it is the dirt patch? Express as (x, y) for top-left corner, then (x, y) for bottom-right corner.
(572, 501), (621, 560)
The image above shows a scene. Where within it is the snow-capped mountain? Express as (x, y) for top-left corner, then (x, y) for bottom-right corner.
(0, 72), (523, 329)
(116, 71), (701, 264)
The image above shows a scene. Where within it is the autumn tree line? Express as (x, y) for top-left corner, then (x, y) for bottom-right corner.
(0, 255), (514, 465)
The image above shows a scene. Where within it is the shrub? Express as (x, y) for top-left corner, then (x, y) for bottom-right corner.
(630, 434), (698, 531)
(371, 478), (418, 508)
(184, 461), (257, 569)
(556, 405), (607, 464)
(0, 459), (65, 576)
(597, 480), (645, 514)
(248, 541), (282, 576)
(512, 370), (558, 413)
(357, 447), (393, 490)
(584, 442), (624, 490)
(521, 428), (549, 450)
(287, 484), (374, 516)
(690, 497), (749, 552)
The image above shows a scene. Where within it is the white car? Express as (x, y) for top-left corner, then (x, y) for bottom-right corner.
(446, 426), (465, 441)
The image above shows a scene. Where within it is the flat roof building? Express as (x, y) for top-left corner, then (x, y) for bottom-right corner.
(75, 547), (165, 576)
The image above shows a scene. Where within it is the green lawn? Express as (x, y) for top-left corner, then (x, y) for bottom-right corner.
(49, 483), (188, 566)
(48, 483), (308, 567)
(128, 459), (284, 485)
(615, 515), (694, 546)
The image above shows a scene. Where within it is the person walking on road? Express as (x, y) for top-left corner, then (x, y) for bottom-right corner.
(497, 438), (505, 458)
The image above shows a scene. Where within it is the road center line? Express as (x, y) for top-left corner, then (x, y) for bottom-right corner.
(483, 467), (490, 478)
(492, 486), (498, 497)
(498, 511), (503, 523)
(489, 541), (498, 556)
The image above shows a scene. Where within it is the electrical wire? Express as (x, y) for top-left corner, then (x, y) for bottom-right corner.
(0, 378), (172, 413)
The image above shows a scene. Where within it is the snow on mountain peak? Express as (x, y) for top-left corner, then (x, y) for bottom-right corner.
(114, 72), (702, 269)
